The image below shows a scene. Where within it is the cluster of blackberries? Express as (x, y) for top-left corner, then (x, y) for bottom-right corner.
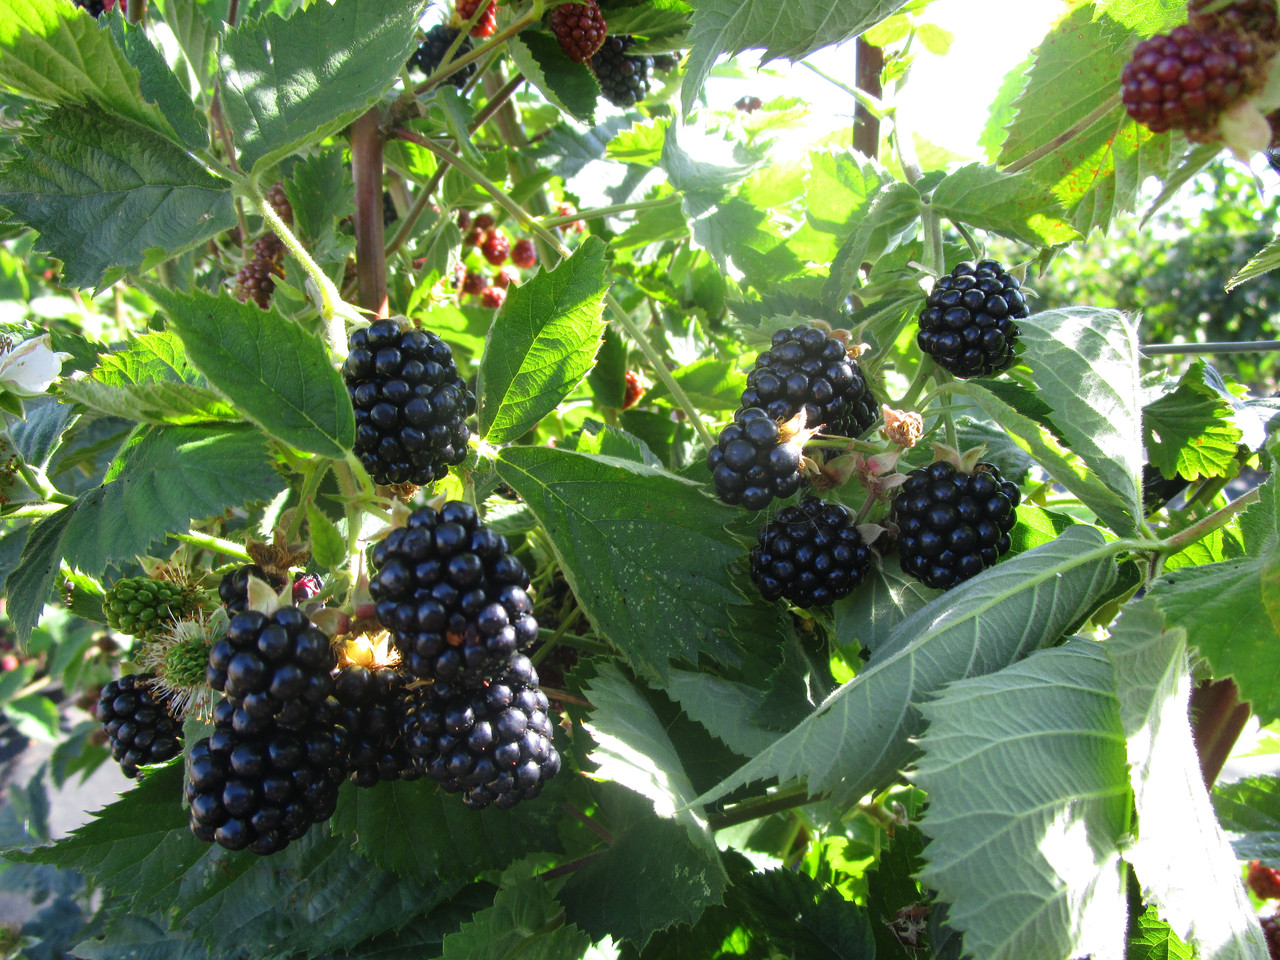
(96, 674), (184, 778)
(455, 210), (538, 309)
(233, 184), (292, 310)
(342, 319), (476, 487)
(917, 260), (1028, 379)
(591, 36), (652, 107)
(549, 0), (608, 63)
(707, 407), (803, 510)
(408, 25), (477, 88)
(370, 502), (560, 809)
(891, 460), (1021, 590)
(749, 498), (873, 608)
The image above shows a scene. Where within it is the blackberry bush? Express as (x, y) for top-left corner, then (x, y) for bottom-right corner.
(96, 674), (184, 778)
(917, 260), (1028, 378)
(332, 664), (420, 786)
(590, 36), (651, 107)
(706, 407), (804, 510)
(740, 324), (878, 437)
(408, 25), (476, 87)
(342, 318), (476, 487)
(749, 497), (873, 607)
(369, 501), (537, 685)
(891, 460), (1021, 590)
(103, 576), (206, 640)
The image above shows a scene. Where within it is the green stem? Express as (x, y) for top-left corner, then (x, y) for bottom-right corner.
(707, 784), (819, 831)
(170, 531), (252, 561)
(898, 357), (935, 409)
(534, 628), (610, 656)
(1157, 487), (1259, 557)
(3, 502), (64, 518)
(1142, 340), (1280, 355)
(4, 429), (72, 504)
(531, 607), (583, 667)
(941, 389), (957, 449)
(542, 194), (680, 228)
(285, 462), (329, 543)
(949, 218), (982, 259)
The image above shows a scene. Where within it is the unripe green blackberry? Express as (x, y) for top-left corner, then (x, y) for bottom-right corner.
(104, 576), (207, 640)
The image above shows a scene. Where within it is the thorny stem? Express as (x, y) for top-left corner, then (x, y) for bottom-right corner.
(472, 73), (525, 131)
(126, 0), (145, 25)
(563, 804), (614, 844)
(1157, 487), (1259, 556)
(1002, 93), (1122, 175)
(170, 531), (253, 561)
(706, 784), (819, 831)
(351, 110), (390, 319)
(384, 165), (447, 259)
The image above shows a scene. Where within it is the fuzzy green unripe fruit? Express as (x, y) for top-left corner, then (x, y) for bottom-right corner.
(103, 577), (207, 640)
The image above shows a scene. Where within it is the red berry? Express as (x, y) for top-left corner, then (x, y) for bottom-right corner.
(481, 229), (511, 266)
(0, 655), (18, 672)
(457, 210), (472, 231)
(492, 266), (519, 289)
(555, 202), (586, 234)
(481, 286), (507, 309)
(464, 225), (486, 247)
(1251, 861), (1280, 900)
(456, 0), (497, 37)
(293, 574), (324, 602)
(735, 96), (764, 113)
(549, 1), (608, 63)
(623, 370), (646, 409)
(474, 213), (496, 232)
(511, 238), (537, 269)
(463, 271), (487, 296)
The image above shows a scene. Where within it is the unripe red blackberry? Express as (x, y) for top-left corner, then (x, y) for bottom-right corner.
(917, 260), (1027, 378)
(474, 213), (496, 232)
(233, 258), (281, 310)
(96, 674), (184, 778)
(549, 1), (608, 63)
(456, 0), (497, 37)
(510, 238), (537, 269)
(369, 501), (538, 685)
(332, 665), (420, 787)
(706, 407), (804, 511)
(205, 607), (336, 734)
(741, 324), (877, 437)
(481, 229), (510, 266)
(481, 286), (506, 309)
(1190, 0), (1280, 43)
(1120, 25), (1265, 139)
(591, 36), (652, 107)
(342, 319), (476, 487)
(408, 25), (477, 88)
(749, 497), (873, 607)
(218, 564), (285, 613)
(264, 183), (293, 226)
(462, 270), (487, 296)
(456, 210), (473, 231)
(492, 266), (519, 289)
(891, 460), (1021, 590)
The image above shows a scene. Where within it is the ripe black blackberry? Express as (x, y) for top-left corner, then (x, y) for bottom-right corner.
(217, 564), (285, 613)
(706, 407), (803, 511)
(96, 674), (183, 778)
(549, 1), (608, 63)
(591, 36), (652, 107)
(917, 260), (1028, 379)
(1190, 0), (1280, 44)
(749, 497), (873, 607)
(342, 319), (476, 487)
(74, 0), (116, 15)
(408, 25), (477, 88)
(186, 704), (346, 855)
(369, 501), (538, 685)
(891, 460), (1021, 590)
(400, 654), (560, 810)
(332, 664), (420, 786)
(205, 606), (336, 734)
(383, 191), (398, 227)
(740, 325), (877, 437)
(1120, 25), (1265, 138)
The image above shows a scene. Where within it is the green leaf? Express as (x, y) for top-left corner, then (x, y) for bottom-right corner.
(1127, 906), (1196, 960)
(5, 425), (286, 640)
(153, 0), (222, 97)
(662, 670), (778, 757)
(218, 0), (427, 174)
(1017, 307), (1144, 533)
(306, 502), (346, 571)
(927, 163), (1076, 246)
(866, 829), (927, 960)
(1144, 362), (1244, 482)
(108, 13), (207, 150)
(9, 396), (79, 470)
(680, 0), (911, 116)
(1148, 559), (1280, 722)
(822, 181), (922, 299)
(1214, 776), (1280, 861)
(733, 868), (876, 960)
(1106, 600), (1267, 960)
(142, 284), (355, 457)
(506, 33), (597, 127)
(804, 150), (891, 235)
(72, 913), (207, 960)
(644, 358), (746, 411)
(439, 880), (590, 960)
(495, 446), (749, 679)
(1227, 232), (1280, 291)
(916, 640), (1130, 960)
(0, 0), (192, 142)
(832, 558), (934, 655)
(4, 693), (62, 742)
(286, 148), (354, 250)
(477, 237), (610, 443)
(695, 526), (1118, 808)
(58, 330), (239, 425)
(0, 107), (234, 290)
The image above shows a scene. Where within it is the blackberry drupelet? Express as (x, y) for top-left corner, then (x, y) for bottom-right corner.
(205, 607), (336, 734)
(740, 324), (878, 437)
(103, 576), (206, 640)
(1120, 25), (1265, 138)
(549, 0), (608, 63)
(749, 497), (873, 607)
(186, 703), (346, 855)
(96, 674), (183, 778)
(706, 407), (803, 511)
(892, 460), (1021, 590)
(917, 260), (1028, 378)
(333, 664), (420, 786)
(218, 564), (285, 613)
(342, 319), (476, 487)
(591, 36), (652, 107)
(401, 654), (560, 809)
(369, 501), (538, 685)
(408, 25), (477, 88)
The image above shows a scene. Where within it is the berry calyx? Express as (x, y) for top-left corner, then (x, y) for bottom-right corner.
(706, 407), (805, 511)
(96, 674), (184, 778)
(749, 497), (873, 607)
(481, 229), (511, 266)
(510, 238), (537, 269)
(549, 1), (608, 63)
(917, 259), (1028, 379)
(218, 564), (286, 613)
(590, 35), (652, 107)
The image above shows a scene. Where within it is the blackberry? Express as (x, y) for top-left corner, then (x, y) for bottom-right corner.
(456, 0), (496, 38)
(383, 191), (398, 227)
(740, 325), (877, 437)
(891, 460), (1021, 590)
(481, 229), (510, 266)
(492, 266), (519, 289)
(917, 260), (1028, 378)
(264, 182), (293, 226)
(408, 25), (477, 88)
(510, 238), (537, 269)
(74, 0), (118, 15)
(103, 576), (206, 640)
(1190, 0), (1280, 44)
(462, 270), (487, 296)
(749, 497), (873, 607)
(401, 655), (560, 809)
(333, 665), (420, 786)
(233, 257), (282, 310)
(368, 501), (538, 685)
(1120, 25), (1265, 139)
(652, 53), (681, 72)
(342, 319), (476, 487)
(186, 702), (346, 855)
(590, 36), (651, 108)
(706, 407), (803, 511)
(96, 674), (183, 778)
(205, 607), (336, 734)
(549, 1), (608, 63)
(481, 286), (506, 309)
(218, 564), (285, 613)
